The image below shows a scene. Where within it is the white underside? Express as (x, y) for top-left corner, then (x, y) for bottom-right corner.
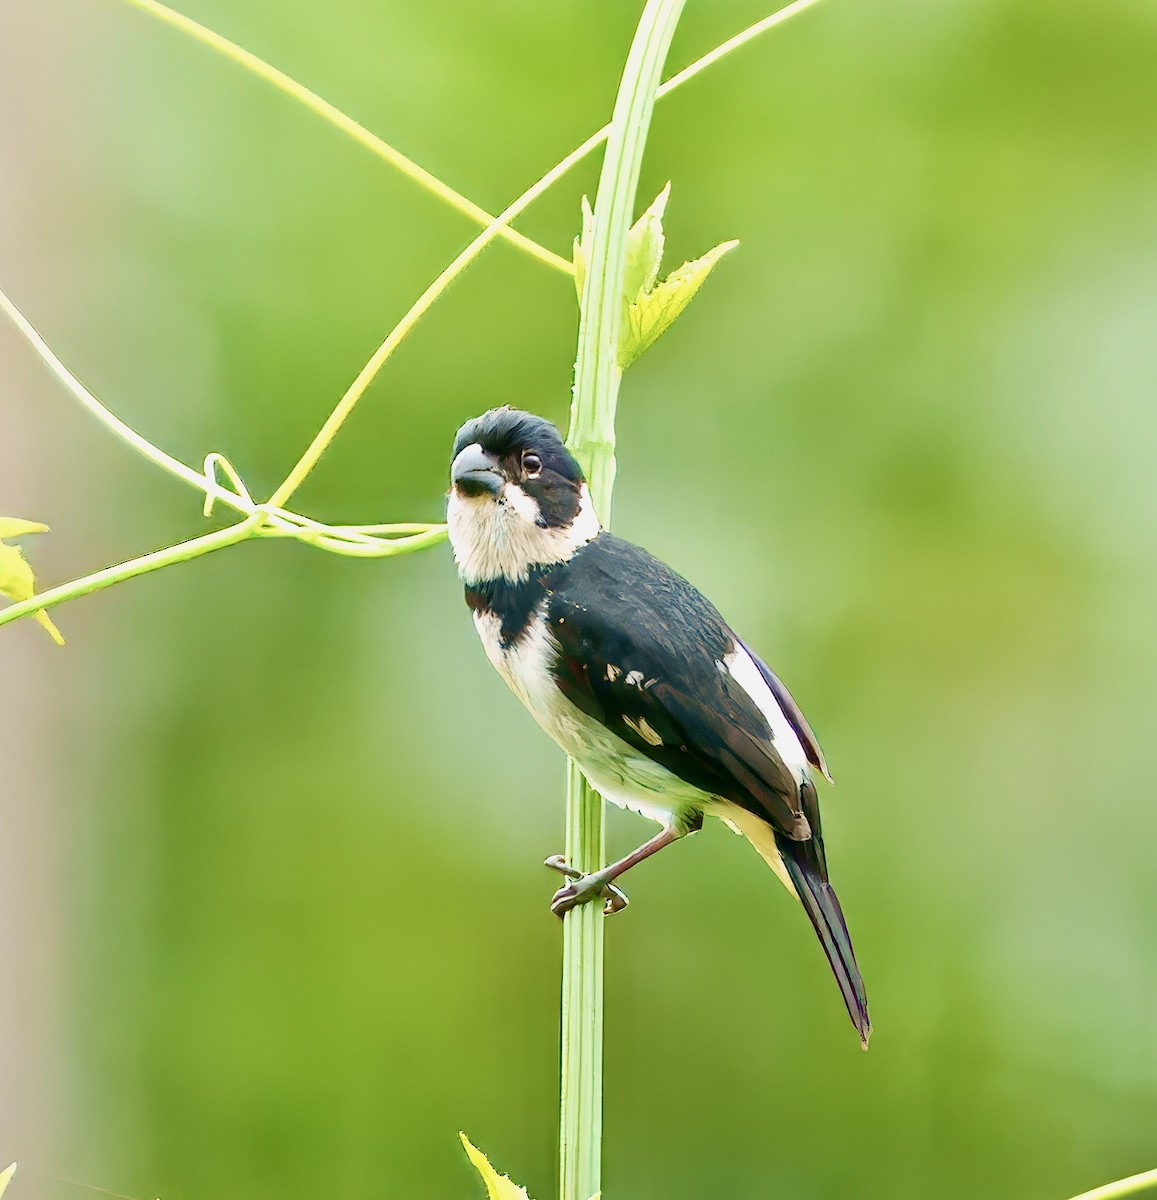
(474, 608), (709, 827)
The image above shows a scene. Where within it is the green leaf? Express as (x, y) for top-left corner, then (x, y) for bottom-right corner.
(573, 184), (737, 370)
(460, 1134), (533, 1200)
(0, 1163), (16, 1199)
(0, 518), (49, 539)
(621, 181), (670, 302)
(0, 541), (36, 600)
(458, 1136), (597, 1200)
(0, 518), (65, 645)
(572, 195), (595, 303)
(620, 237), (739, 369)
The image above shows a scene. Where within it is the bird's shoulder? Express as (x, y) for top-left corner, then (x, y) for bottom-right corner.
(543, 532), (730, 658)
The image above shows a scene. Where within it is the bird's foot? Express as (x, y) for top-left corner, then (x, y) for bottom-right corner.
(544, 855), (629, 917)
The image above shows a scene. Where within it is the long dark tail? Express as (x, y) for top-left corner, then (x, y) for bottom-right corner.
(777, 833), (871, 1048)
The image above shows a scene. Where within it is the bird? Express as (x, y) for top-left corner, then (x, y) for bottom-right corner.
(446, 406), (870, 1045)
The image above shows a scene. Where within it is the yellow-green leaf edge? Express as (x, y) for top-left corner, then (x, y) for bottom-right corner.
(460, 1134), (598, 1200)
(0, 517), (66, 645)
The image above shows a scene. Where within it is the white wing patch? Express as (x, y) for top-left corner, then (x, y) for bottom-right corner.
(623, 715), (664, 746)
(721, 644), (809, 782)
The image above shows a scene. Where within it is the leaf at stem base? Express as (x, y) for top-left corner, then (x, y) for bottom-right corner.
(621, 236), (740, 368)
(571, 186), (738, 372)
(460, 1134), (597, 1200)
(460, 1134), (533, 1200)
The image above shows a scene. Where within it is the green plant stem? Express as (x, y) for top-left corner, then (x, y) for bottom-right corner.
(1066, 1170), (1157, 1200)
(265, 126), (614, 509)
(264, 0), (825, 508)
(1, 0), (823, 631)
(0, 516), (446, 634)
(0, 282), (446, 557)
(559, 5), (686, 1198)
(302, 525), (448, 558)
(116, 0), (571, 275)
(5, 1), (825, 517)
(558, 755), (606, 1200)
(0, 520), (261, 630)
(0, 282), (211, 495)
(660, 0), (824, 95)
(566, 0), (686, 517)
(117, 0), (826, 289)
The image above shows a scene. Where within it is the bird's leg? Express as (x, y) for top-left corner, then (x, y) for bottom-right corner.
(545, 824), (684, 917)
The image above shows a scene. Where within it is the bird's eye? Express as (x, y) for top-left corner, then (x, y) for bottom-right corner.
(522, 452), (543, 478)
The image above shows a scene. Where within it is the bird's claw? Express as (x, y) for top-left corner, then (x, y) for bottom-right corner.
(544, 854), (582, 880)
(544, 856), (629, 917)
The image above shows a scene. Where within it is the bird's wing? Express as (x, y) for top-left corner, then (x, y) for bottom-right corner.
(740, 640), (831, 781)
(543, 535), (813, 841)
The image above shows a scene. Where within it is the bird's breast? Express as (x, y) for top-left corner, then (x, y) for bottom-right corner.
(472, 607), (569, 729)
(470, 606), (709, 826)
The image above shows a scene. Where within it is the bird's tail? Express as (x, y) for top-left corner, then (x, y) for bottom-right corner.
(776, 833), (871, 1048)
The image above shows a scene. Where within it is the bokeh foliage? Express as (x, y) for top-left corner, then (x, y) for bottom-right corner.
(1, 1), (1156, 1199)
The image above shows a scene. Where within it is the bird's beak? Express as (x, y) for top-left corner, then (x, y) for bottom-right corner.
(451, 443), (504, 497)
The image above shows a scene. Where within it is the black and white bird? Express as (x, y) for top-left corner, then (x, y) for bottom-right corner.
(447, 406), (870, 1045)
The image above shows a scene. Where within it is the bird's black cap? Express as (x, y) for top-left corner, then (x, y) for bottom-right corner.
(451, 407), (583, 484)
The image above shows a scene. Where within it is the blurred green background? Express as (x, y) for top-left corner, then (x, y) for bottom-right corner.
(2, 0), (1157, 1197)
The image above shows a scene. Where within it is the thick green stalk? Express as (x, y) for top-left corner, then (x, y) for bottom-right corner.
(559, 4), (686, 1199)
(567, 0), (685, 516)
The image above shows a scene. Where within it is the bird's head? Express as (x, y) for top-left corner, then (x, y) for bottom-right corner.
(447, 407), (601, 583)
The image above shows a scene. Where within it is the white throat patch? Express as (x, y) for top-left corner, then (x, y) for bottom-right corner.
(447, 481), (601, 583)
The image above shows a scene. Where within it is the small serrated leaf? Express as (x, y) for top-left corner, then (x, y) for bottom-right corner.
(0, 519), (65, 645)
(622, 181), (670, 302)
(0, 1163), (16, 1199)
(460, 1133), (534, 1200)
(620, 238), (739, 368)
(573, 195), (595, 302)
